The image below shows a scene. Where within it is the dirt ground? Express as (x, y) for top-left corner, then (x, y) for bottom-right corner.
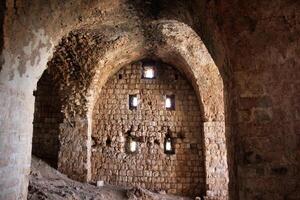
(28, 156), (192, 200)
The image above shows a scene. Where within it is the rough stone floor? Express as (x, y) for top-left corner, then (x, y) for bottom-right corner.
(28, 156), (192, 200)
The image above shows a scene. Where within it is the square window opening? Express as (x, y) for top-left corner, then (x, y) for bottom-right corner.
(129, 95), (138, 110)
(165, 95), (175, 110)
(142, 62), (156, 79)
(126, 136), (138, 154)
(164, 134), (175, 155)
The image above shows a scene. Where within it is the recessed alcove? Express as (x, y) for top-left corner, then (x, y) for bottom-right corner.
(1, 1), (297, 200)
(27, 21), (230, 199)
(28, 20), (231, 196)
(91, 60), (206, 197)
(32, 70), (63, 169)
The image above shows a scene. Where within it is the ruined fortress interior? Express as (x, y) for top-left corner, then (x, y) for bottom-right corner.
(0, 0), (300, 200)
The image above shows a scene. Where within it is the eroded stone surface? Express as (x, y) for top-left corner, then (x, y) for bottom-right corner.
(29, 19), (227, 199)
(28, 156), (191, 200)
(2, 0), (299, 200)
(0, 1), (226, 199)
(92, 61), (205, 197)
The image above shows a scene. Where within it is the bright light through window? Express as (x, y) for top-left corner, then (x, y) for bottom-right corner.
(132, 96), (138, 107)
(130, 140), (137, 152)
(164, 134), (175, 154)
(143, 67), (155, 79)
(165, 138), (172, 151)
(129, 95), (138, 110)
(165, 95), (175, 110)
(165, 98), (172, 108)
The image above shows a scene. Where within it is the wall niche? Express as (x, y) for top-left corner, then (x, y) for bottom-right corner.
(32, 70), (63, 168)
(91, 60), (205, 197)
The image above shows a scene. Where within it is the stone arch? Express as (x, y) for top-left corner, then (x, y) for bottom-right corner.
(82, 20), (229, 199)
(31, 19), (228, 198)
(0, 2), (232, 199)
(44, 21), (228, 196)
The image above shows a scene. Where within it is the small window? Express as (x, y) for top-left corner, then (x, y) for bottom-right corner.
(106, 137), (112, 147)
(174, 74), (179, 80)
(165, 95), (175, 110)
(165, 138), (172, 151)
(126, 136), (138, 154)
(142, 62), (156, 79)
(143, 67), (155, 78)
(130, 139), (137, 152)
(164, 134), (175, 154)
(129, 95), (138, 110)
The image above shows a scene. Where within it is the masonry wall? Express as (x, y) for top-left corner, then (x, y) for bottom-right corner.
(3, 1), (298, 199)
(32, 71), (62, 168)
(216, 2), (300, 199)
(92, 61), (206, 197)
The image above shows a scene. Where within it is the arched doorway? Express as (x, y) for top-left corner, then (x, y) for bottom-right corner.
(0, 1), (233, 197)
(29, 20), (230, 199)
(32, 70), (62, 168)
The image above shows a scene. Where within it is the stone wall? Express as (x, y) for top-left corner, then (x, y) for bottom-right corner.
(92, 61), (206, 197)
(25, 19), (228, 195)
(204, 122), (228, 198)
(213, 2), (300, 199)
(32, 71), (62, 168)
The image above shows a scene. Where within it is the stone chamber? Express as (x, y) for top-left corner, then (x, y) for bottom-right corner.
(0, 0), (300, 200)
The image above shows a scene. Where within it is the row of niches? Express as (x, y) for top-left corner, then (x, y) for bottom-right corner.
(129, 94), (175, 110)
(91, 127), (190, 155)
(125, 128), (176, 155)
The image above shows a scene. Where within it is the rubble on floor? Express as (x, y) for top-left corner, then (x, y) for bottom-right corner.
(28, 156), (192, 200)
